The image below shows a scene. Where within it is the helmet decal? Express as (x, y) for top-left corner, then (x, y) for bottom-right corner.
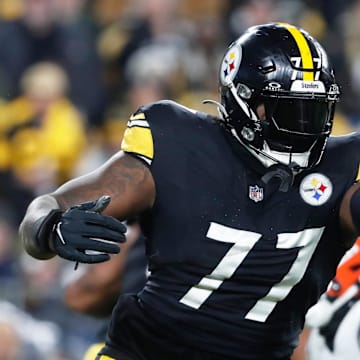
(290, 57), (321, 81)
(290, 80), (325, 93)
(328, 84), (341, 100)
(220, 44), (242, 86)
(279, 22), (316, 81)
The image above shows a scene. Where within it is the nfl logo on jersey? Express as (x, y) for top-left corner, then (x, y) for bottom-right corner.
(249, 185), (264, 202)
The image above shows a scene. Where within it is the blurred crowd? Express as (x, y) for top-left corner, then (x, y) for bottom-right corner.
(0, 0), (360, 359)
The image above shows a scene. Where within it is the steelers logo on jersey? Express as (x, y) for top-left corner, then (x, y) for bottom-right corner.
(220, 44), (242, 86)
(299, 173), (333, 206)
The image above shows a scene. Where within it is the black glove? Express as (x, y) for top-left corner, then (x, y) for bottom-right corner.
(36, 196), (126, 264)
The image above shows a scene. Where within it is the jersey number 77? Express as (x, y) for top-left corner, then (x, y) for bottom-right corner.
(180, 222), (324, 322)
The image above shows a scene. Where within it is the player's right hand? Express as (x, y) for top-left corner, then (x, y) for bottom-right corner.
(37, 196), (126, 264)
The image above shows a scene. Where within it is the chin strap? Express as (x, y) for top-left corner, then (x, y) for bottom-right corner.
(261, 162), (300, 192)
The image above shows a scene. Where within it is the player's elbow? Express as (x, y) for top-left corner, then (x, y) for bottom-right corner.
(19, 221), (55, 260)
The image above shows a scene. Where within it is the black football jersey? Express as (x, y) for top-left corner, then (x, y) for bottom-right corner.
(108, 100), (360, 360)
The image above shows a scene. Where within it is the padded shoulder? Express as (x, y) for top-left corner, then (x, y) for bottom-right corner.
(121, 100), (212, 165)
(325, 132), (360, 177)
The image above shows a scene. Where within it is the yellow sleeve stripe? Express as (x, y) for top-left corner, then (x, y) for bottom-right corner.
(121, 126), (154, 161)
(279, 22), (314, 81)
(83, 342), (105, 360)
(128, 119), (149, 128)
(130, 113), (146, 120)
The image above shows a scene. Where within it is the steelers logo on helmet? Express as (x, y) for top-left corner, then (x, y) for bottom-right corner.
(299, 173), (333, 206)
(220, 43), (242, 86)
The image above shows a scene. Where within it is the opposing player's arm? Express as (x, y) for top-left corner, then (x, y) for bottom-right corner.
(63, 240), (128, 317)
(339, 181), (360, 248)
(19, 151), (155, 261)
(290, 326), (310, 360)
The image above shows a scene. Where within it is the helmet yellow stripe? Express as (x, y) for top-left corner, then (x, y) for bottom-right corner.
(279, 22), (314, 81)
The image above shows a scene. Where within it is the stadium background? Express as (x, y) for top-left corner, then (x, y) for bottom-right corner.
(0, 0), (359, 358)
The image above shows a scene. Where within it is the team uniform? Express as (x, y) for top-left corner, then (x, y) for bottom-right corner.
(305, 238), (360, 360)
(96, 100), (360, 360)
(307, 298), (360, 360)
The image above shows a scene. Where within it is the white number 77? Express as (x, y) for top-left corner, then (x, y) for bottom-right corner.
(180, 222), (324, 322)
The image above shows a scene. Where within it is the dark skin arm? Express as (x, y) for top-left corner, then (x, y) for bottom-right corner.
(339, 181), (360, 248)
(19, 152), (155, 259)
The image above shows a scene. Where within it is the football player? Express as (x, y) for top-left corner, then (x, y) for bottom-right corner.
(19, 23), (360, 360)
(292, 238), (360, 360)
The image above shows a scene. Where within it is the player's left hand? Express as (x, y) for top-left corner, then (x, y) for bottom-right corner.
(56, 196), (126, 263)
(36, 196), (127, 264)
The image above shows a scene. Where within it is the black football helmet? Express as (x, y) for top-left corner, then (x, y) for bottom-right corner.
(218, 22), (340, 171)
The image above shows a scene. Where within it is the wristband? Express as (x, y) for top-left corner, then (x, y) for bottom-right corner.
(34, 209), (63, 252)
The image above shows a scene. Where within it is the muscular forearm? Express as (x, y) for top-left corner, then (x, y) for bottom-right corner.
(18, 153), (153, 265)
(18, 194), (60, 259)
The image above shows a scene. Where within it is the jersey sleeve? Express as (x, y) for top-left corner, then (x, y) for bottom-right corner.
(120, 100), (209, 169)
(121, 110), (154, 165)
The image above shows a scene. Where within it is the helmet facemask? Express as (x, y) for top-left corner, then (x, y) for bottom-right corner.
(258, 89), (337, 166)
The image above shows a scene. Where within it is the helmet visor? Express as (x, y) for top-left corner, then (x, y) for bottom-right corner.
(263, 98), (332, 136)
